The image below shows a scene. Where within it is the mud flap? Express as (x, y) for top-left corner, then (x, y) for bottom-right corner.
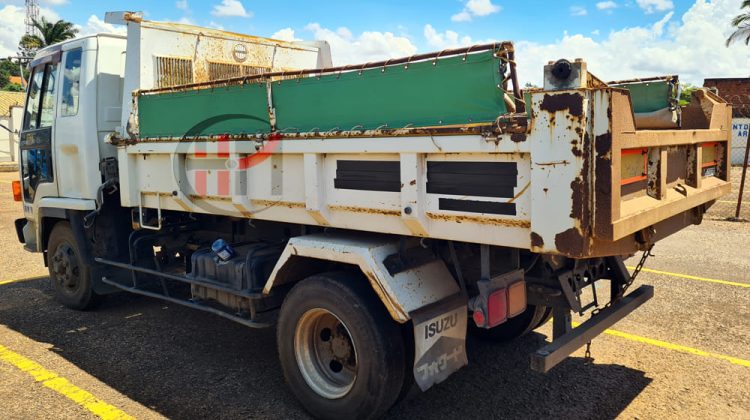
(410, 293), (468, 391)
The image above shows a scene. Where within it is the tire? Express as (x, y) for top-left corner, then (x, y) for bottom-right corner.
(470, 304), (549, 342)
(47, 222), (100, 310)
(277, 272), (406, 419)
(532, 306), (553, 330)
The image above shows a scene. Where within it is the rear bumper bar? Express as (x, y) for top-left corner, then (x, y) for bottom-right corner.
(530, 284), (654, 373)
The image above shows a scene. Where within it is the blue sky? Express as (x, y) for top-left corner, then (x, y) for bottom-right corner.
(21, 0), (701, 47)
(1, 0), (748, 84)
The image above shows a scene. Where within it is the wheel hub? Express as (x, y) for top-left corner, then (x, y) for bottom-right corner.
(51, 243), (80, 292)
(294, 308), (358, 399)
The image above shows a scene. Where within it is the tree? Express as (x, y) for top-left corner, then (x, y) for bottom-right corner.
(0, 58), (28, 91)
(726, 0), (750, 46)
(679, 83), (697, 107)
(18, 17), (78, 58)
(0, 60), (21, 77)
(3, 83), (24, 92)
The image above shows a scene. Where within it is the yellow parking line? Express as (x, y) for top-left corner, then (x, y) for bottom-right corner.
(627, 266), (749, 288)
(571, 323), (750, 368)
(0, 276), (46, 286)
(0, 345), (134, 420)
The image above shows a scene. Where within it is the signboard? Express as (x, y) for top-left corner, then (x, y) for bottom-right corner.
(732, 118), (749, 165)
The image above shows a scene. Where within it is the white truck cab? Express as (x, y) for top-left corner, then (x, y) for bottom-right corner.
(18, 34), (126, 251)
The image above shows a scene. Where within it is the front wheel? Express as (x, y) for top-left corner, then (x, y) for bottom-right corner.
(47, 222), (100, 310)
(277, 272), (406, 419)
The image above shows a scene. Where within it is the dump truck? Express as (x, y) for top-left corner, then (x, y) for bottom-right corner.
(12, 12), (732, 419)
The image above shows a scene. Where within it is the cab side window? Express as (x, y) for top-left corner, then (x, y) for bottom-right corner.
(39, 62), (58, 128)
(61, 49), (82, 117)
(23, 69), (44, 130)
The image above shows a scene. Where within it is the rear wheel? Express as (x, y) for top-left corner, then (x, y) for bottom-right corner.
(47, 222), (100, 310)
(471, 304), (549, 342)
(277, 272), (406, 419)
(533, 306), (553, 330)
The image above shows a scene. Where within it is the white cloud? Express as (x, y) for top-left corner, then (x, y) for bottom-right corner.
(271, 28), (301, 42)
(211, 0), (251, 18)
(570, 6), (588, 16)
(451, 0), (501, 22)
(0, 5), (60, 57)
(304, 23), (417, 66)
(175, 16), (196, 25)
(77, 15), (127, 37)
(176, 0), (189, 10)
(208, 21), (225, 30)
(451, 11), (472, 22)
(42, 0), (69, 5)
(636, 0), (674, 14)
(596, 1), (618, 10)
(424, 24), (475, 49)
(514, 0), (749, 86)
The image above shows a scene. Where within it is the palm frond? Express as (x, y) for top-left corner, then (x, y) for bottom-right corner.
(726, 25), (750, 46)
(731, 13), (750, 26)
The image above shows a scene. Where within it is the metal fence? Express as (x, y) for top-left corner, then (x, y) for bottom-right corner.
(706, 93), (749, 221)
(707, 166), (749, 220)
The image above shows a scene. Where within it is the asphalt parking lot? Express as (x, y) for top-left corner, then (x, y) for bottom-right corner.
(0, 171), (748, 419)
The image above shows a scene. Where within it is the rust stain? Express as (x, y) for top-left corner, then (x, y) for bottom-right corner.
(510, 132), (527, 143)
(328, 205), (401, 216)
(535, 160), (570, 167)
(507, 181), (531, 204)
(188, 194), (232, 202)
(554, 227), (589, 258)
(571, 127), (585, 157)
(426, 212), (531, 228)
(540, 92), (584, 117)
(593, 132), (613, 237)
(570, 131), (593, 235)
(530, 232), (544, 248)
(250, 199), (306, 209)
(571, 143), (583, 157)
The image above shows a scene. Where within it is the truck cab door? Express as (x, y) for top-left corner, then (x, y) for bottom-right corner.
(19, 52), (61, 205)
(55, 45), (87, 198)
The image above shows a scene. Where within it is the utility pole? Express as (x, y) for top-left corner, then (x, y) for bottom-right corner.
(17, 0), (40, 68)
(25, 0), (40, 38)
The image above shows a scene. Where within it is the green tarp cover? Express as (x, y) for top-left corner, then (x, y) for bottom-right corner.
(137, 50), (507, 138)
(137, 82), (270, 138)
(612, 80), (674, 114)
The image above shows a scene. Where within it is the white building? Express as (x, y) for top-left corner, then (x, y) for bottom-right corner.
(0, 91), (25, 163)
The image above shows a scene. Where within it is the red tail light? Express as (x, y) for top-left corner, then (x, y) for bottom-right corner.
(486, 289), (508, 327)
(472, 309), (486, 327)
(12, 180), (22, 202)
(507, 280), (527, 317)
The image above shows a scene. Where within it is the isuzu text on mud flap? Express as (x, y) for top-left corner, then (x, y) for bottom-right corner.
(412, 295), (468, 390)
(12, 10), (731, 419)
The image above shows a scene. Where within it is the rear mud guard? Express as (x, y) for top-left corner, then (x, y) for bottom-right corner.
(410, 293), (468, 391)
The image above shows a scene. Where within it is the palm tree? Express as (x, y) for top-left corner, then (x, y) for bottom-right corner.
(727, 0), (750, 46)
(19, 17), (78, 52)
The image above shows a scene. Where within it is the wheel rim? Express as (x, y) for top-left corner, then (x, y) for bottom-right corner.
(50, 242), (81, 296)
(294, 308), (357, 399)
